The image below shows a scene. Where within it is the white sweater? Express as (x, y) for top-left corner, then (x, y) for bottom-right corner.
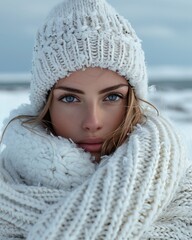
(0, 104), (192, 239)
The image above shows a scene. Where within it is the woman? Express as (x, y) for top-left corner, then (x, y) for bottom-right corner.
(0, 0), (192, 239)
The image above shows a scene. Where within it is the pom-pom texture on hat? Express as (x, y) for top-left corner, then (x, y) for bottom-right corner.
(30, 0), (148, 111)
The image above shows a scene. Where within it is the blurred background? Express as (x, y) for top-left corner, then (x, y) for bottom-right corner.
(0, 0), (192, 157)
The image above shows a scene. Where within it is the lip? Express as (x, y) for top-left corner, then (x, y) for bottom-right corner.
(77, 139), (104, 152)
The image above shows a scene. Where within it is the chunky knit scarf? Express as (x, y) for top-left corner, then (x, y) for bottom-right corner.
(0, 104), (192, 240)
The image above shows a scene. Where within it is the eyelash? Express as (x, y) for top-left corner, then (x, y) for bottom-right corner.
(58, 94), (79, 103)
(104, 93), (124, 102)
(58, 93), (124, 103)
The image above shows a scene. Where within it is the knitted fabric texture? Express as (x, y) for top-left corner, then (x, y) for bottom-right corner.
(30, 0), (147, 112)
(0, 104), (192, 239)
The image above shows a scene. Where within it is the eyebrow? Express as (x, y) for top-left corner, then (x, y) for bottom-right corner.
(54, 84), (129, 94)
(54, 86), (84, 94)
(99, 84), (129, 94)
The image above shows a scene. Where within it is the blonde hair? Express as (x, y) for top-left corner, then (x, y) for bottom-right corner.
(102, 85), (143, 155)
(1, 84), (156, 156)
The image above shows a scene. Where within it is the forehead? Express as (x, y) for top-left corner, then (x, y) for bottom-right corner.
(56, 67), (127, 88)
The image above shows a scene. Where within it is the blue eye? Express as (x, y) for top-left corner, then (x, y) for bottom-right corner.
(60, 95), (79, 103)
(105, 94), (122, 102)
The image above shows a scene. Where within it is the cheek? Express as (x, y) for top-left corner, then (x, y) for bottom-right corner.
(49, 103), (80, 137)
(103, 103), (126, 129)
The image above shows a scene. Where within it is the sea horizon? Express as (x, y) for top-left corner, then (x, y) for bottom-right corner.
(0, 66), (192, 90)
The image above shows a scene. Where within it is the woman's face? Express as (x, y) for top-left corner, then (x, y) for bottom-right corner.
(49, 67), (128, 161)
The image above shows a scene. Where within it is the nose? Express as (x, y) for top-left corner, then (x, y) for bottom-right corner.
(82, 104), (102, 132)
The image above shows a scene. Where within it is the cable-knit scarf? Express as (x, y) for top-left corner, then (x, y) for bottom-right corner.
(0, 104), (192, 240)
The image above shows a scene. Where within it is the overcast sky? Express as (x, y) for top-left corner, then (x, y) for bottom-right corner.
(0, 0), (192, 73)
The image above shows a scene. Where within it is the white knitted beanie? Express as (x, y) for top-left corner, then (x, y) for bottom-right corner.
(30, 0), (148, 112)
